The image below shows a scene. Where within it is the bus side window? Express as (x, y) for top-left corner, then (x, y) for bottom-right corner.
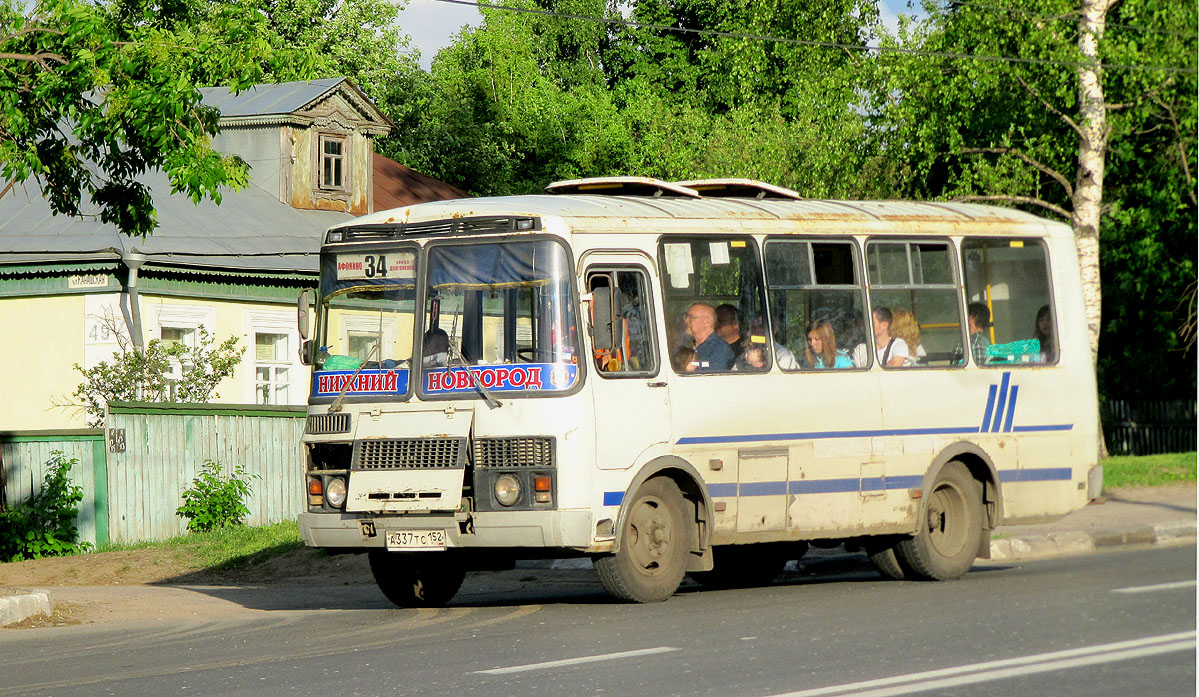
(962, 239), (1056, 365)
(765, 238), (869, 370)
(657, 236), (769, 373)
(866, 240), (965, 368)
(586, 268), (658, 376)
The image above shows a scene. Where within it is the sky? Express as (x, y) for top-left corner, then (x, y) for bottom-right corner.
(397, 0), (922, 69)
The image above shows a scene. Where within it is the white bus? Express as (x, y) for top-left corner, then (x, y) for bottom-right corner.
(296, 177), (1101, 605)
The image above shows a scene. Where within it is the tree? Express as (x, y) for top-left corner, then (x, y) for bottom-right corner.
(384, 0), (884, 198)
(0, 0), (316, 237)
(875, 0), (1196, 398)
(69, 311), (244, 426)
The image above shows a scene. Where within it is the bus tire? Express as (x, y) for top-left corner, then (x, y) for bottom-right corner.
(895, 462), (982, 581)
(865, 541), (907, 581)
(368, 550), (465, 608)
(594, 477), (690, 603)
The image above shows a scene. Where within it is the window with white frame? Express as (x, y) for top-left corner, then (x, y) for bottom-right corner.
(160, 325), (198, 400)
(155, 304), (212, 402)
(254, 331), (290, 404)
(246, 310), (301, 406)
(319, 134), (348, 191)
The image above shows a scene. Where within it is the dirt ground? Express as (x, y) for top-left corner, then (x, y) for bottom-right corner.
(0, 544), (374, 595)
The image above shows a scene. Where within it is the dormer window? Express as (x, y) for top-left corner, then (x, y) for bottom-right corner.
(319, 134), (347, 190)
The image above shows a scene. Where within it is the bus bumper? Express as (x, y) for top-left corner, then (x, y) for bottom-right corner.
(298, 509), (595, 550)
(1087, 464), (1104, 500)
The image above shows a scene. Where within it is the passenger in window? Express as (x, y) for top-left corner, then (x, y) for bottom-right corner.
(967, 302), (993, 365)
(422, 328), (450, 368)
(715, 304), (746, 361)
(890, 308), (927, 366)
(685, 302), (734, 371)
(1034, 305), (1056, 362)
(741, 344), (767, 370)
(871, 306), (910, 367)
(672, 346), (698, 373)
(805, 319), (853, 369)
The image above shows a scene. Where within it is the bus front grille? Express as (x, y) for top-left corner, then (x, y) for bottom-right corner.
(306, 413), (351, 435)
(473, 437), (555, 468)
(354, 438), (466, 469)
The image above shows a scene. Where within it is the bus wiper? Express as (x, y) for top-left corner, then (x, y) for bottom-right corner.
(447, 340), (502, 410)
(447, 307), (501, 410)
(329, 342), (379, 414)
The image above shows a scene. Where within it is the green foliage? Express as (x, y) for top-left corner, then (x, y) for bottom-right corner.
(0, 451), (93, 562)
(1102, 452), (1197, 489)
(71, 319), (244, 426)
(873, 0), (1197, 399)
(176, 459), (259, 533)
(381, 0), (882, 198)
(0, 0), (318, 237)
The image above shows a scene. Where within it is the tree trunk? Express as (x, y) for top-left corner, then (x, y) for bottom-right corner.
(1074, 0), (1113, 458)
(1072, 0), (1111, 369)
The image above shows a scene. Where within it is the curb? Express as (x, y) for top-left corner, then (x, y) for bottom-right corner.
(990, 521), (1197, 562)
(0, 591), (53, 627)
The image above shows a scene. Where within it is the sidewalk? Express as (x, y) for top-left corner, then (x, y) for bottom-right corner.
(989, 483), (1196, 561)
(2, 484), (1195, 626)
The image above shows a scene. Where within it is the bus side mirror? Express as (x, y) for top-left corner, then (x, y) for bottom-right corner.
(300, 339), (314, 366)
(297, 290), (311, 340)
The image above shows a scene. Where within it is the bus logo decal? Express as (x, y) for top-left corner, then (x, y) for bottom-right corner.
(980, 372), (1020, 433)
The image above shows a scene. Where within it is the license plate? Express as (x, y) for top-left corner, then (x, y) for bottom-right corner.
(385, 529), (447, 551)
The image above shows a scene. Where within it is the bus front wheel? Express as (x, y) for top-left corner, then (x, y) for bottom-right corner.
(368, 550), (466, 607)
(594, 477), (690, 603)
(895, 462), (983, 580)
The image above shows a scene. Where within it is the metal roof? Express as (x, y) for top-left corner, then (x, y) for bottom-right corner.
(0, 174), (350, 273)
(198, 77), (346, 117)
(346, 194), (1062, 236)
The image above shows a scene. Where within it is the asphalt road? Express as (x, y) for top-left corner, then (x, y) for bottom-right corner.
(1, 545), (1194, 697)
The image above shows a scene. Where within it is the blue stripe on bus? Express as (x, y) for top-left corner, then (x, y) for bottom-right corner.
(707, 482), (738, 498)
(1003, 385), (1020, 432)
(991, 372), (1011, 433)
(998, 468), (1073, 482)
(1011, 424), (1073, 432)
(676, 426), (982, 446)
(980, 384), (998, 432)
(602, 491), (624, 506)
(740, 481), (788, 496)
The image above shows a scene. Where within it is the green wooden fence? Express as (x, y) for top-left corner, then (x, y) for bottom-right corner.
(2, 402), (306, 546)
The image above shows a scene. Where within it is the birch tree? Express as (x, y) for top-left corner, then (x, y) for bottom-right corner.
(875, 0), (1196, 388)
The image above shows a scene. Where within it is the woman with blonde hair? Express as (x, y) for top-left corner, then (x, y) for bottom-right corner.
(805, 318), (853, 369)
(890, 308), (927, 366)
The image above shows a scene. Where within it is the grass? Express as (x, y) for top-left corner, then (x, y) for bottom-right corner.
(1101, 452), (1197, 490)
(94, 521), (306, 571)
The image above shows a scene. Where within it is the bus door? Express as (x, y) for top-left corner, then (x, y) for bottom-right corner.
(584, 260), (671, 470)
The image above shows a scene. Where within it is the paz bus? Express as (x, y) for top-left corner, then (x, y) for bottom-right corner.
(296, 177), (1101, 605)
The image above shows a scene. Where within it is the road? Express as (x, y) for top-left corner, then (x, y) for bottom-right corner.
(1, 545), (1194, 697)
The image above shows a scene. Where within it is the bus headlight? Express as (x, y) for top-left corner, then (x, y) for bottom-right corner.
(494, 474), (521, 507)
(325, 476), (348, 509)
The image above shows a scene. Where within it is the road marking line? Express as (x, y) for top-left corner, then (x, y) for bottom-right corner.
(1112, 580), (1197, 594)
(474, 646), (680, 675)
(761, 631), (1196, 697)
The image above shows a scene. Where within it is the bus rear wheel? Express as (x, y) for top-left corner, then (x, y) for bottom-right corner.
(895, 462), (983, 581)
(368, 550), (466, 607)
(594, 477), (690, 603)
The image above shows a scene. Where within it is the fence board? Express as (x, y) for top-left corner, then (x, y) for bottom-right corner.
(104, 402), (306, 543)
(0, 434), (104, 547)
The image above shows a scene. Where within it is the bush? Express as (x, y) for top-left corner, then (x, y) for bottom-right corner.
(0, 451), (93, 562)
(176, 460), (259, 533)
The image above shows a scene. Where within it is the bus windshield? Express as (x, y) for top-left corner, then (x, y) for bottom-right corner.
(421, 239), (580, 396)
(315, 248), (417, 376)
